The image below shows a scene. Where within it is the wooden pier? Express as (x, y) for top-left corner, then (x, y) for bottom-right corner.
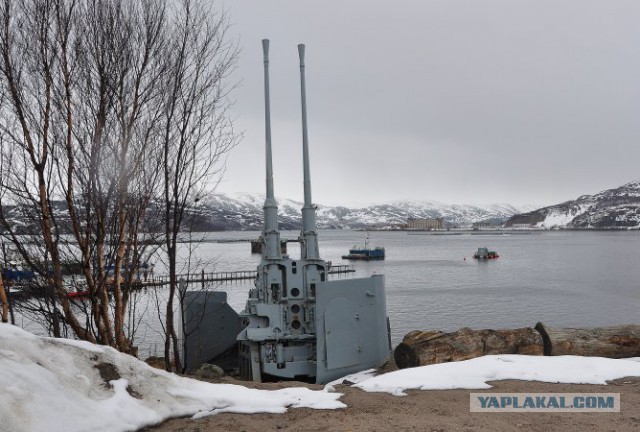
(147, 270), (257, 286)
(141, 264), (355, 287)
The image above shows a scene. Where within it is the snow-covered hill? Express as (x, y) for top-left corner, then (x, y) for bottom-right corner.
(11, 183), (639, 232)
(200, 193), (534, 230)
(505, 180), (640, 229)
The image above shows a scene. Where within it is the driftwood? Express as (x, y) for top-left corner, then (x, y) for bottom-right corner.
(394, 327), (543, 369)
(535, 322), (640, 358)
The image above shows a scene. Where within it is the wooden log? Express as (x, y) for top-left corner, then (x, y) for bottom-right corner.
(394, 327), (543, 369)
(535, 322), (640, 358)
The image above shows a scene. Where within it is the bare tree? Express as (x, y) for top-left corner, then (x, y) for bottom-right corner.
(0, 266), (7, 322)
(0, 0), (237, 358)
(157, 0), (238, 372)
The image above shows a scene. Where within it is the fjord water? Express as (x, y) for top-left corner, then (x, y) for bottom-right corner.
(17, 230), (637, 357)
(186, 229), (640, 346)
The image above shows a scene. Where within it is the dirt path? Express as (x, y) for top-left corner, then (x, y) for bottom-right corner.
(143, 376), (640, 432)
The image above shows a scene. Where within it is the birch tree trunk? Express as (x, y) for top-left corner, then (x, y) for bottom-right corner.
(0, 269), (8, 323)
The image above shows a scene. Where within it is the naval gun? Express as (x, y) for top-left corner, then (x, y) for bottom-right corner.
(236, 40), (391, 384)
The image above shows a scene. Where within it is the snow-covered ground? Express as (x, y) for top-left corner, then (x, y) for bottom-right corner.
(2, 324), (640, 432)
(331, 355), (640, 395)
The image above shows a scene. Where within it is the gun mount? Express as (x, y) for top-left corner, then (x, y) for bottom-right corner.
(235, 40), (391, 384)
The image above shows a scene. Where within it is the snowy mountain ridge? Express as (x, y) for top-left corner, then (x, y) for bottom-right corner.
(199, 192), (536, 230)
(5, 182), (638, 231)
(505, 180), (640, 229)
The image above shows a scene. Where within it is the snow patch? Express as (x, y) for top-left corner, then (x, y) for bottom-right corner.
(4, 325), (640, 431)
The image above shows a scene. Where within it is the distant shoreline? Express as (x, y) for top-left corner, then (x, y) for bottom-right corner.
(404, 230), (538, 236)
(363, 227), (640, 233)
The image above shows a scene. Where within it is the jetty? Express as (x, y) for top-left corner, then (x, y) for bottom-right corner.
(144, 264), (355, 287)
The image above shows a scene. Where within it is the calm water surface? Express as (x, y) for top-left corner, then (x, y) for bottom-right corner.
(316, 230), (640, 344)
(170, 230), (640, 348)
(15, 230), (640, 356)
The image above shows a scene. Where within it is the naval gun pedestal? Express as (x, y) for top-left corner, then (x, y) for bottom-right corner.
(236, 40), (391, 384)
(237, 254), (390, 383)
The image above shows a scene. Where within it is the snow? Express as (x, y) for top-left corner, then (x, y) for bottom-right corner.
(209, 192), (529, 227)
(0, 324), (344, 432)
(344, 355), (640, 396)
(537, 212), (574, 228)
(3, 324), (640, 432)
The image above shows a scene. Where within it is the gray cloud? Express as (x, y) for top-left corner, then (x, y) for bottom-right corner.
(219, 0), (640, 206)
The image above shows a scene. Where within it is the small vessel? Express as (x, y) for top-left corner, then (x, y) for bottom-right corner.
(473, 247), (499, 260)
(1, 259), (36, 281)
(342, 234), (385, 261)
(105, 261), (153, 283)
(67, 290), (89, 299)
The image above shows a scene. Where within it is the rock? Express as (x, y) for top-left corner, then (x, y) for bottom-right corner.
(194, 363), (225, 380)
(144, 356), (166, 370)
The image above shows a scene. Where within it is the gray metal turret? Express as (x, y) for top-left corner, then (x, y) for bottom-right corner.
(298, 44), (320, 261)
(261, 39), (282, 261)
(236, 40), (391, 384)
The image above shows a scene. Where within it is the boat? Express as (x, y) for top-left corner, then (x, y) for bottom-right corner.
(473, 247), (499, 260)
(1, 265), (36, 281)
(105, 261), (154, 283)
(1, 258), (36, 282)
(67, 290), (89, 299)
(342, 234), (385, 261)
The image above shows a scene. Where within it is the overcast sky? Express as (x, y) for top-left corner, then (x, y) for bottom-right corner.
(217, 0), (640, 207)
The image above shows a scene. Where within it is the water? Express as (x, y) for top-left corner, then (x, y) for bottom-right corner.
(13, 230), (640, 357)
(171, 229), (640, 346)
(313, 230), (640, 344)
